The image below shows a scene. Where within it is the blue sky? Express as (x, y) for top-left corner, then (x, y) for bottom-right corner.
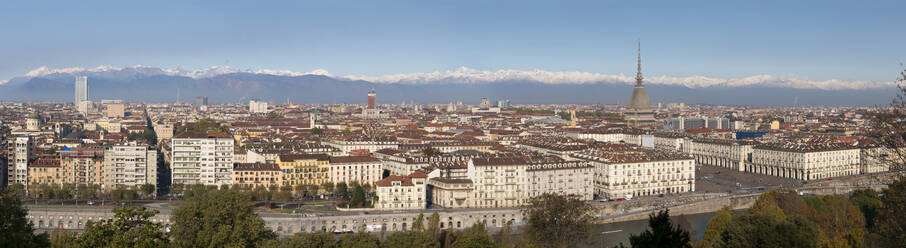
(1, 0), (904, 83)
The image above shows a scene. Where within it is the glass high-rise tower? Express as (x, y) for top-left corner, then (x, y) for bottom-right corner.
(74, 76), (88, 104)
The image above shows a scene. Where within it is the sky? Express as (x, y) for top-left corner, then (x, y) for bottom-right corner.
(1, 0), (904, 83)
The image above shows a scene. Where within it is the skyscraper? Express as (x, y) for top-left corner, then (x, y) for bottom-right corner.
(74, 76), (88, 104)
(367, 88), (376, 109)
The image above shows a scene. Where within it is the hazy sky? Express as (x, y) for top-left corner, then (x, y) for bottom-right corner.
(1, 0), (904, 82)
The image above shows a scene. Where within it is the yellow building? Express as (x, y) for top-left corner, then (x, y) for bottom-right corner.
(232, 163), (282, 190)
(276, 154), (331, 189)
(29, 157), (63, 185)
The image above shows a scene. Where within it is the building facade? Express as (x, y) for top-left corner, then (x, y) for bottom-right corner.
(232, 163), (282, 189)
(572, 144), (695, 200)
(103, 144), (158, 189)
(171, 132), (234, 186)
(374, 171), (427, 210)
(329, 156), (382, 186)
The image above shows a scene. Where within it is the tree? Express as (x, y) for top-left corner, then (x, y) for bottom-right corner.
(169, 189), (276, 248)
(849, 189), (882, 229)
(339, 231), (381, 248)
(382, 231), (438, 248)
(873, 176), (906, 246)
(522, 193), (594, 248)
(322, 182), (336, 196)
(816, 195), (866, 247)
(427, 213), (441, 236)
(310, 127), (324, 135)
(264, 231), (336, 248)
(624, 210), (691, 248)
(140, 184), (156, 199)
(77, 206), (168, 248)
(0, 187), (49, 247)
(170, 183), (184, 198)
(267, 112), (283, 119)
(142, 128), (157, 144)
(49, 230), (79, 248)
(697, 206), (732, 248)
(720, 214), (819, 248)
(412, 213), (425, 232)
(868, 68), (906, 171)
(350, 184), (366, 208)
(494, 220), (515, 248)
(337, 182), (350, 201)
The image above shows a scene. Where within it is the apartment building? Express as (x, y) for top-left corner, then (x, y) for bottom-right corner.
(572, 143), (695, 200)
(232, 163), (282, 189)
(275, 154), (330, 188)
(329, 156), (382, 186)
(374, 171), (428, 210)
(171, 131), (234, 186)
(104, 144), (158, 189)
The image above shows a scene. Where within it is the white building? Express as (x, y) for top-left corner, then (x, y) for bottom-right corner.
(75, 76), (88, 104)
(323, 136), (398, 154)
(464, 157), (594, 208)
(374, 171), (428, 210)
(691, 138), (757, 171)
(750, 138), (861, 180)
(249, 99), (268, 113)
(329, 156), (383, 186)
(571, 143), (695, 200)
(104, 143), (158, 188)
(7, 136), (33, 186)
(171, 131), (235, 186)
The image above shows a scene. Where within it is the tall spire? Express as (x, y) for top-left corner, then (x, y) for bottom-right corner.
(635, 40), (644, 86)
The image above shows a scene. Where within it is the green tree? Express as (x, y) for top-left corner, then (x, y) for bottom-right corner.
(49, 229), (79, 248)
(0, 187), (50, 247)
(720, 214), (819, 248)
(451, 222), (497, 248)
(263, 231), (336, 248)
(697, 206), (732, 248)
(339, 231), (381, 248)
(412, 213), (425, 232)
(77, 206), (168, 248)
(427, 213), (441, 236)
(140, 184), (155, 199)
(816, 195), (866, 247)
(350, 185), (366, 208)
(310, 127), (324, 135)
(494, 220), (515, 248)
(849, 189), (882, 229)
(170, 183), (184, 198)
(522, 193), (594, 248)
(266, 112), (283, 119)
(337, 182), (349, 201)
(624, 210), (691, 248)
(322, 182), (335, 196)
(382, 231), (438, 248)
(142, 128), (158, 144)
(170, 190), (276, 248)
(421, 147), (442, 156)
(873, 176), (906, 247)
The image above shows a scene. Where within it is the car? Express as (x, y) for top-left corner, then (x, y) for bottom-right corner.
(616, 198), (624, 202)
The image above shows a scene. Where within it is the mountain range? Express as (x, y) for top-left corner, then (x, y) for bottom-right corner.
(0, 66), (897, 106)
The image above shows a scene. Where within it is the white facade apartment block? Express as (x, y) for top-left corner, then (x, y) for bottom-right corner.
(8, 136), (33, 185)
(104, 144), (158, 188)
(524, 161), (594, 200)
(572, 145), (695, 200)
(249, 100), (268, 113)
(691, 138), (756, 172)
(171, 133), (234, 186)
(375, 172), (428, 210)
(750, 145), (860, 180)
(467, 158), (528, 208)
(329, 156), (383, 186)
